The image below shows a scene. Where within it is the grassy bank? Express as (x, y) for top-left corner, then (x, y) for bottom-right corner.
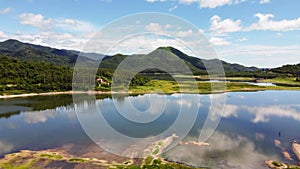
(129, 79), (300, 94)
(1, 77), (300, 97)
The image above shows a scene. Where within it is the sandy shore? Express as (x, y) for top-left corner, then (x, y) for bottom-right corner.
(0, 91), (115, 99)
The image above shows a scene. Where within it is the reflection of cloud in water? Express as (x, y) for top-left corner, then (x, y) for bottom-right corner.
(244, 105), (300, 123)
(23, 106), (76, 124)
(0, 140), (14, 155)
(166, 131), (279, 169)
(255, 132), (265, 141)
(222, 104), (238, 118)
(219, 104), (300, 123)
(208, 94), (226, 121)
(24, 110), (59, 124)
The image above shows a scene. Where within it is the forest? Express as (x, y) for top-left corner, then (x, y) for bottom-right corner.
(0, 56), (150, 94)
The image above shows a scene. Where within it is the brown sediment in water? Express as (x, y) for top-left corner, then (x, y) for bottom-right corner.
(282, 150), (293, 161)
(0, 144), (141, 169)
(292, 141), (300, 162)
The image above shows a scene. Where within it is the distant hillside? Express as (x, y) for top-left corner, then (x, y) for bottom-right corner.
(0, 39), (259, 74)
(159, 46), (259, 72)
(271, 63), (300, 77)
(0, 39), (103, 67)
(99, 46), (260, 74)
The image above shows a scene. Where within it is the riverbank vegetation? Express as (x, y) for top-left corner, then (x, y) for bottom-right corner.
(1, 52), (300, 96)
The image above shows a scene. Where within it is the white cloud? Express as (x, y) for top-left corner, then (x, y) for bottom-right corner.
(259, 0), (270, 4)
(247, 13), (300, 31)
(177, 29), (193, 37)
(198, 29), (205, 34)
(19, 13), (97, 33)
(179, 0), (245, 8)
(19, 13), (55, 30)
(200, 0), (232, 8)
(210, 37), (231, 46)
(105, 34), (195, 55)
(62, 18), (78, 26)
(209, 13), (300, 36)
(0, 31), (8, 38)
(179, 0), (198, 5)
(4, 31), (88, 52)
(219, 44), (300, 67)
(164, 24), (172, 29)
(210, 15), (242, 34)
(1, 7), (12, 14)
(237, 37), (248, 42)
(56, 19), (96, 33)
(145, 22), (163, 32)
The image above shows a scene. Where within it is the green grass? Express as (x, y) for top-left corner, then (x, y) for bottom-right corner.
(261, 77), (300, 87)
(0, 159), (37, 169)
(272, 161), (283, 167)
(152, 158), (162, 165)
(158, 141), (163, 146)
(2, 77), (300, 97)
(130, 79), (300, 94)
(152, 148), (159, 155)
(142, 163), (201, 169)
(144, 156), (154, 165)
(40, 153), (63, 160)
(196, 76), (254, 81)
(68, 158), (87, 163)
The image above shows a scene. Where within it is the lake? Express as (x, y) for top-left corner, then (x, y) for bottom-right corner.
(0, 91), (300, 168)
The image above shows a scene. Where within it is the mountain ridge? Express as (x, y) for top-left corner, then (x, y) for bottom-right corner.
(0, 39), (261, 73)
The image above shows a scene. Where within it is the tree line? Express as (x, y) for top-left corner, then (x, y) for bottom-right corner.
(0, 56), (150, 94)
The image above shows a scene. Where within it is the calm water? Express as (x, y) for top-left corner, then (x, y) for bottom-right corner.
(0, 91), (300, 168)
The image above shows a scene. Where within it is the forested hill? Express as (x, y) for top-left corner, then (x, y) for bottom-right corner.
(0, 39), (259, 73)
(99, 46), (261, 74)
(0, 39), (104, 67)
(271, 64), (300, 77)
(0, 56), (73, 93)
(1, 39), (299, 77)
(0, 39), (300, 95)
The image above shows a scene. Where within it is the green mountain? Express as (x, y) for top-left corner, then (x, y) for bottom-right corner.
(0, 39), (103, 67)
(99, 46), (260, 74)
(0, 39), (259, 74)
(271, 63), (300, 77)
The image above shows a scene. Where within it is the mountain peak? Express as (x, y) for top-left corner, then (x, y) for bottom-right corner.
(0, 39), (25, 51)
(2, 39), (21, 43)
(157, 46), (178, 51)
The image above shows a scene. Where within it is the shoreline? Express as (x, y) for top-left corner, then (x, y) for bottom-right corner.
(0, 88), (299, 99)
(0, 91), (114, 99)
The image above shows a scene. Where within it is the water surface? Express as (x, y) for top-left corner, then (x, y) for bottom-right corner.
(0, 91), (299, 168)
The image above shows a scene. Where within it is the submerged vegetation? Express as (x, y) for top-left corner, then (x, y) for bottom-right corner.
(0, 148), (202, 169)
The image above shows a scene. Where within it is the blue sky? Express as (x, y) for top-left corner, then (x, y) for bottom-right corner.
(0, 0), (299, 68)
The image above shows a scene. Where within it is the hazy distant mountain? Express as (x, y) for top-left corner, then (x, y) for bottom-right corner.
(0, 39), (259, 73)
